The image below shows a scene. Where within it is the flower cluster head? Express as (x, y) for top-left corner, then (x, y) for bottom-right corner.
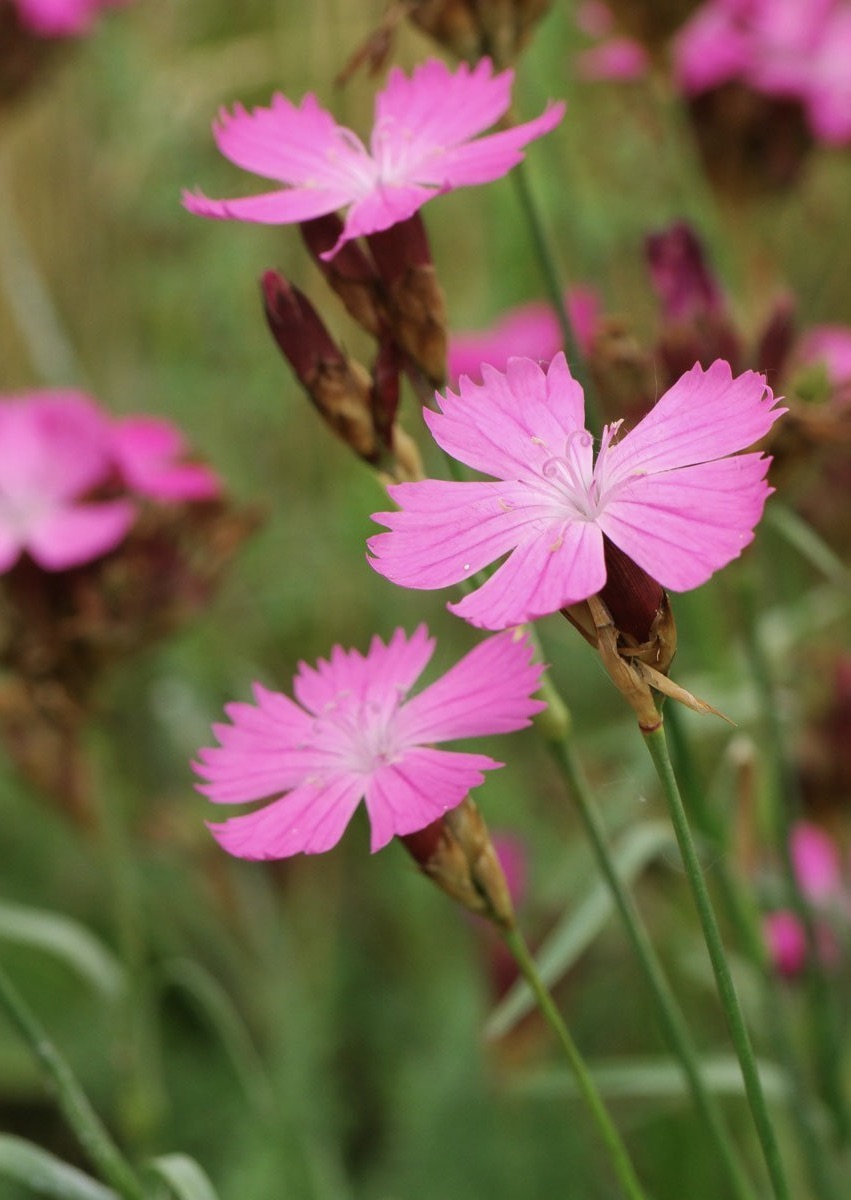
(12, 0), (129, 37)
(183, 57), (564, 259)
(0, 390), (219, 574)
(194, 626), (545, 859)
(674, 0), (851, 143)
(764, 822), (846, 977)
(368, 354), (785, 631)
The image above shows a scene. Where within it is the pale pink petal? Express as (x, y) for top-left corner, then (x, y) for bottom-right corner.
(333, 184), (437, 254)
(426, 355), (587, 481)
(25, 500), (135, 571)
(182, 186), (350, 225)
(449, 519), (606, 629)
(673, 5), (753, 94)
(0, 391), (112, 502)
(364, 746), (500, 851)
(208, 774), (364, 859)
(605, 361), (783, 479)
(292, 627), (435, 716)
(448, 303), (562, 385)
(416, 103), (565, 189)
(790, 822), (841, 900)
(398, 630), (545, 743)
(111, 416), (220, 500)
(599, 454), (772, 590)
(374, 59), (514, 157)
(369, 479), (542, 591)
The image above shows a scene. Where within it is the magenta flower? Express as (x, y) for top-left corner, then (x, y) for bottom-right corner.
(797, 326), (851, 388)
(674, 0), (851, 143)
(447, 289), (599, 386)
(182, 58), (564, 259)
(764, 822), (844, 977)
(194, 626), (545, 859)
(111, 417), (221, 502)
(14, 0), (128, 37)
(0, 392), (134, 572)
(368, 354), (784, 631)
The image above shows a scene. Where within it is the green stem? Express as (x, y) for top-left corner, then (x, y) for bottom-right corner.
(0, 965), (146, 1200)
(644, 723), (792, 1200)
(510, 162), (602, 435)
(660, 707), (844, 1200)
(541, 697), (758, 1200)
(738, 572), (851, 1145)
(501, 925), (649, 1200)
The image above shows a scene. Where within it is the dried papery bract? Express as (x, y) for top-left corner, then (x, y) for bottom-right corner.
(300, 214), (386, 339)
(401, 796), (516, 929)
(406, 0), (553, 68)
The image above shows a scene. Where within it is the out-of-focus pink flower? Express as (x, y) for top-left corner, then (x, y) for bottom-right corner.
(111, 417), (221, 502)
(674, 0), (851, 143)
(194, 626), (545, 859)
(492, 833), (528, 905)
(0, 390), (221, 574)
(183, 58), (564, 259)
(576, 38), (649, 82)
(797, 326), (851, 387)
(0, 392), (133, 572)
(369, 355), (783, 630)
(764, 910), (808, 976)
(14, 0), (128, 37)
(791, 821), (842, 901)
(447, 288), (599, 386)
(576, 0), (614, 38)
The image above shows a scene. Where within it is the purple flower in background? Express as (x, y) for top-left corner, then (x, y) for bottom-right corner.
(369, 354), (784, 630)
(14, 0), (129, 37)
(183, 58), (564, 258)
(194, 627), (545, 859)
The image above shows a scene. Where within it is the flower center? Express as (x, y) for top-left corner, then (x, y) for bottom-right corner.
(535, 421), (630, 521)
(315, 687), (405, 776)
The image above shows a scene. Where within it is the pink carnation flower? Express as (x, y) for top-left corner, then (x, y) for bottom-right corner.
(368, 354), (784, 630)
(111, 417), (220, 502)
(182, 58), (565, 259)
(674, 0), (851, 143)
(14, 0), (128, 37)
(0, 392), (134, 572)
(448, 289), (599, 386)
(194, 626), (545, 859)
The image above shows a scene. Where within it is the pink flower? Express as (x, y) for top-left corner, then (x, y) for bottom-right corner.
(194, 626), (545, 859)
(576, 39), (650, 82)
(111, 417), (221, 502)
(368, 355), (784, 630)
(14, 0), (128, 37)
(763, 910), (808, 977)
(791, 821), (842, 901)
(797, 326), (851, 387)
(764, 821), (845, 977)
(448, 290), (599, 387)
(674, 0), (851, 143)
(0, 392), (134, 572)
(182, 59), (565, 259)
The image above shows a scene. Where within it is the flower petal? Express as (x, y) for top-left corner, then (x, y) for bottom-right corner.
(598, 453), (773, 590)
(182, 186), (349, 224)
(605, 360), (784, 479)
(331, 184), (437, 255)
(26, 500), (135, 570)
(416, 102), (565, 189)
(207, 774), (364, 859)
(449, 518), (606, 629)
(398, 630), (545, 744)
(426, 354), (587, 481)
(293, 626), (435, 715)
(364, 746), (500, 851)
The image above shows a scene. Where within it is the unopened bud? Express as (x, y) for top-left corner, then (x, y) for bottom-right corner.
(401, 796), (516, 929)
(367, 216), (448, 388)
(756, 294), (796, 385)
(261, 271), (382, 464)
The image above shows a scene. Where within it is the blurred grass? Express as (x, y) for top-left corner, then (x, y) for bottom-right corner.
(0, 2), (850, 1198)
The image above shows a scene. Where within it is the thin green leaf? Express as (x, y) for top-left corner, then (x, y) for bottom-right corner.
(486, 820), (675, 1039)
(0, 1135), (118, 1200)
(144, 1155), (220, 1200)
(0, 901), (124, 1001)
(513, 1055), (791, 1103)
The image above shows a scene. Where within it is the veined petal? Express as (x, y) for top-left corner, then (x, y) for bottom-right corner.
(426, 354), (587, 481)
(207, 774), (364, 859)
(605, 361), (784, 479)
(598, 453), (773, 590)
(27, 500), (135, 571)
(374, 59), (514, 157)
(364, 746), (500, 851)
(449, 518), (606, 629)
(210, 94), (365, 188)
(413, 102), (565, 188)
(182, 185), (349, 224)
(293, 626), (435, 715)
(397, 630), (545, 744)
(369, 479), (538, 590)
(331, 184), (437, 255)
